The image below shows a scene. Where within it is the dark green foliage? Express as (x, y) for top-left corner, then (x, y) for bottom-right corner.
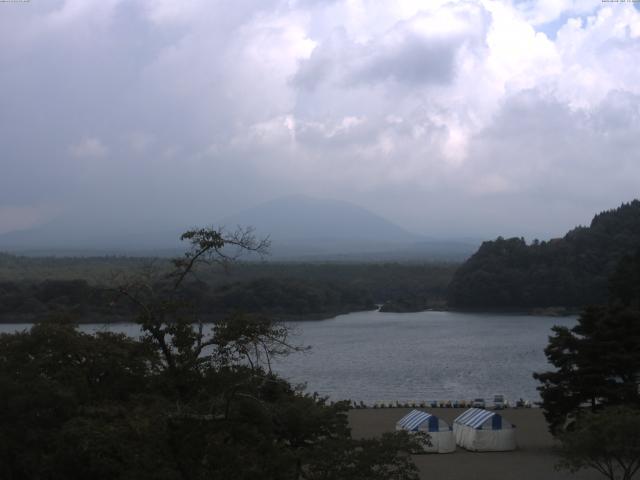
(0, 277), (376, 322)
(0, 252), (156, 284)
(533, 306), (640, 433)
(0, 279), (125, 321)
(208, 277), (376, 317)
(0, 226), (420, 480)
(0, 260), (456, 322)
(0, 322), (396, 479)
(0, 322), (160, 479)
(556, 406), (640, 480)
(448, 200), (640, 309)
(534, 250), (640, 434)
(609, 248), (640, 309)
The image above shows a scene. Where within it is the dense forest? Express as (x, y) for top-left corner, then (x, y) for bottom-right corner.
(448, 200), (640, 310)
(0, 228), (421, 479)
(5, 200), (638, 319)
(0, 257), (456, 322)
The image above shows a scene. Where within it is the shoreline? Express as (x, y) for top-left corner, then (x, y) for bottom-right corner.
(0, 305), (579, 325)
(349, 407), (600, 480)
(0, 308), (377, 325)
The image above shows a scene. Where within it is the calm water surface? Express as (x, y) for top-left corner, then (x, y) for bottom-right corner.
(276, 310), (576, 404)
(0, 310), (575, 404)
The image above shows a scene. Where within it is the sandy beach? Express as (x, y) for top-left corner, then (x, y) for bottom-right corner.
(348, 408), (601, 480)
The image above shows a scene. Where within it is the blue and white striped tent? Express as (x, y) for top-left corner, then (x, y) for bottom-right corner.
(453, 408), (516, 451)
(396, 410), (455, 453)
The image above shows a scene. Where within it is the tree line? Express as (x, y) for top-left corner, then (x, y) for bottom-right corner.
(0, 227), (421, 480)
(0, 258), (456, 322)
(448, 200), (640, 309)
(0, 277), (376, 322)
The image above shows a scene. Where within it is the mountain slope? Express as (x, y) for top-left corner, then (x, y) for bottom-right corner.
(220, 194), (419, 243)
(0, 195), (476, 261)
(218, 195), (478, 260)
(447, 200), (640, 309)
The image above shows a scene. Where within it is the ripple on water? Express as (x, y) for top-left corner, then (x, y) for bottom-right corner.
(274, 310), (576, 404)
(0, 310), (576, 404)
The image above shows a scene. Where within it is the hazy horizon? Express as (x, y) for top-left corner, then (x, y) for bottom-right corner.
(2, 1), (640, 243)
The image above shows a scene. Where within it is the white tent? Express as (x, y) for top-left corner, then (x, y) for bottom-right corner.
(395, 409), (456, 453)
(453, 408), (516, 452)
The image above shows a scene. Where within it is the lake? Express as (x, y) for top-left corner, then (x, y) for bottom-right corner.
(0, 310), (575, 405)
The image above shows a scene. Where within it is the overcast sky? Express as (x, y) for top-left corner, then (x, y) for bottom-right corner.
(1, 0), (639, 240)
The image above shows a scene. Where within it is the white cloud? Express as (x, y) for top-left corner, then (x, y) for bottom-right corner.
(553, 6), (640, 108)
(1, 0), (640, 237)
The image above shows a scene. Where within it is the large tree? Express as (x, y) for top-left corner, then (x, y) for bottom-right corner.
(556, 406), (640, 480)
(0, 227), (420, 480)
(533, 250), (640, 434)
(533, 306), (640, 433)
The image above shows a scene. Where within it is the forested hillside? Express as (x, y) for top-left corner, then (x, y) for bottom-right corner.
(0, 278), (376, 322)
(447, 200), (640, 309)
(0, 259), (456, 322)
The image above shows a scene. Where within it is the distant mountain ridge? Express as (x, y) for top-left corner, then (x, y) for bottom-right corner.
(0, 195), (477, 261)
(447, 200), (640, 309)
(219, 194), (419, 243)
(219, 195), (476, 260)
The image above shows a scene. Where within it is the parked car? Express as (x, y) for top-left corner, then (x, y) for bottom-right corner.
(472, 398), (486, 409)
(493, 394), (505, 409)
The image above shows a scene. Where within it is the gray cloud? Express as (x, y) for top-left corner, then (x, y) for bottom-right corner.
(350, 33), (458, 85)
(1, 0), (639, 241)
(294, 3), (489, 90)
